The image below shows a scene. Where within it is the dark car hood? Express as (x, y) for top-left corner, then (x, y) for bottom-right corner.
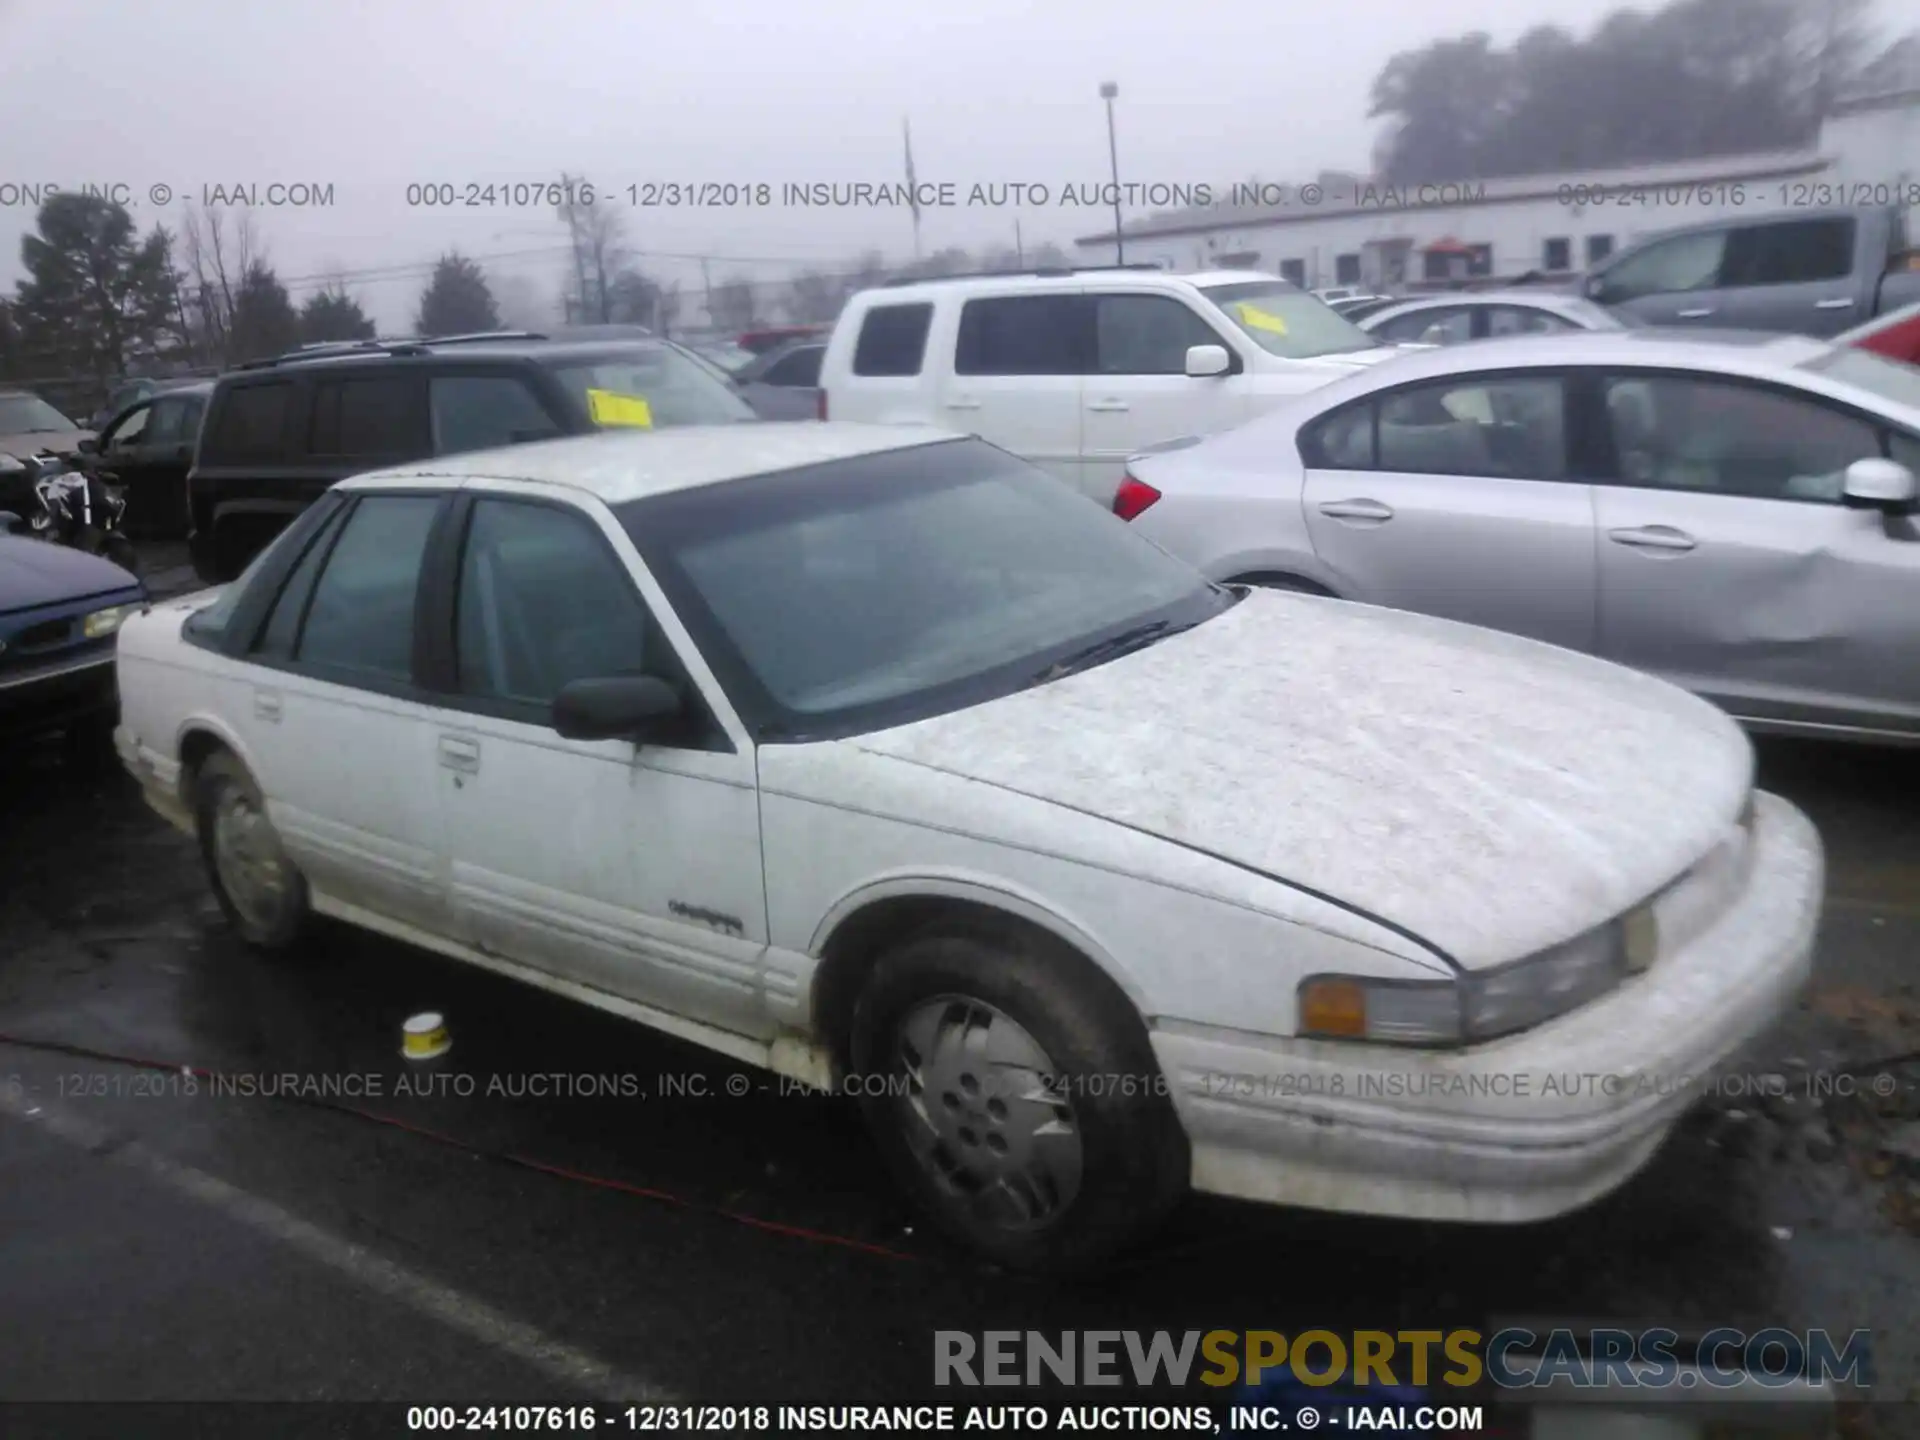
(0, 428), (94, 460)
(0, 536), (141, 611)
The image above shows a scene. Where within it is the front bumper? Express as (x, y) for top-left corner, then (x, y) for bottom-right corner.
(0, 649), (117, 740)
(1152, 790), (1823, 1222)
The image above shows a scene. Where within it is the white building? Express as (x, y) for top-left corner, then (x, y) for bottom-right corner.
(1075, 84), (1920, 291)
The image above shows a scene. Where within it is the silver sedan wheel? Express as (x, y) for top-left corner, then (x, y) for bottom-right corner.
(212, 786), (293, 934)
(890, 995), (1084, 1231)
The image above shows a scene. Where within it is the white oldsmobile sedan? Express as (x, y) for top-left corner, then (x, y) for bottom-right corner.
(114, 424), (1823, 1271)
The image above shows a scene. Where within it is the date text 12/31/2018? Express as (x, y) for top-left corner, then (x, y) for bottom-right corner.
(1559, 180), (1920, 209)
(404, 1403), (1481, 1432)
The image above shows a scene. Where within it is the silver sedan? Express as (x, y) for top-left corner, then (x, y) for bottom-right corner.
(1122, 329), (1920, 744)
(1359, 290), (1634, 346)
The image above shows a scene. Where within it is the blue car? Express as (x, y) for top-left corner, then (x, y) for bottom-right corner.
(0, 530), (148, 746)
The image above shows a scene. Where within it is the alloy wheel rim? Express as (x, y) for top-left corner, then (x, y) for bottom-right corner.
(891, 995), (1083, 1232)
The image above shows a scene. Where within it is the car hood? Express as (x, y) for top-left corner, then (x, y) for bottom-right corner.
(0, 536), (141, 611)
(848, 591), (1751, 970)
(1298, 345), (1406, 371)
(0, 428), (92, 460)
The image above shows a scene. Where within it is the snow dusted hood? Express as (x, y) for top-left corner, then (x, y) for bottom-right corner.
(849, 590), (1753, 970)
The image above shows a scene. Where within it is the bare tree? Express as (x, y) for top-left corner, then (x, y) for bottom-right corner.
(556, 177), (632, 323)
(180, 204), (261, 363)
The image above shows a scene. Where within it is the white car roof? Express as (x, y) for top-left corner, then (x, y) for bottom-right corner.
(340, 422), (958, 505)
(1362, 291), (1602, 323)
(850, 268), (1281, 303)
(1324, 327), (1833, 382)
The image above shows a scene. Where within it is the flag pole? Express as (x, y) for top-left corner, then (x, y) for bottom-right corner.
(903, 117), (924, 261)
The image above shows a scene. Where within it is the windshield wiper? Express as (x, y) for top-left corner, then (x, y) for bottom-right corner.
(1029, 619), (1191, 685)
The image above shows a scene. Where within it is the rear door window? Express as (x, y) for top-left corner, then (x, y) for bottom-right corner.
(204, 383), (292, 462)
(1720, 217), (1855, 287)
(1377, 376), (1568, 481)
(851, 303), (934, 377)
(954, 295), (1089, 375)
(307, 375), (428, 459)
(295, 495), (441, 685)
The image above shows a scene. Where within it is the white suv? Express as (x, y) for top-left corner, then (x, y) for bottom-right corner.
(817, 267), (1406, 504)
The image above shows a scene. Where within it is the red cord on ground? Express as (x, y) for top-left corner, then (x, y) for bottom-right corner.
(0, 1030), (922, 1264)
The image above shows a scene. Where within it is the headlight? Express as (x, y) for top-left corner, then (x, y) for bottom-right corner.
(1298, 913), (1644, 1048)
(83, 604), (138, 638)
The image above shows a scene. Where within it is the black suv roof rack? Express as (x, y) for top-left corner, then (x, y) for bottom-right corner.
(878, 263), (1167, 287)
(232, 331), (555, 370)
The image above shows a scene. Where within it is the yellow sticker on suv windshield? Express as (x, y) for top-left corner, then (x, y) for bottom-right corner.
(587, 389), (654, 428)
(1235, 303), (1289, 336)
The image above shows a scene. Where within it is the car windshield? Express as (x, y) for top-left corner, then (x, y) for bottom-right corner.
(1198, 282), (1384, 358)
(1800, 345), (1920, 409)
(620, 438), (1232, 740)
(546, 344), (756, 428)
(0, 394), (78, 433)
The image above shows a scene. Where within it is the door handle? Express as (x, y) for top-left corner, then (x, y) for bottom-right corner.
(1318, 498), (1395, 523)
(1814, 298), (1854, 311)
(438, 735), (481, 774)
(1087, 399), (1131, 413)
(253, 691), (283, 723)
(1675, 307), (1715, 319)
(944, 397), (982, 411)
(1608, 524), (1697, 553)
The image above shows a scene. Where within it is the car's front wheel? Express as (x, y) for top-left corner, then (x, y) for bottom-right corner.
(193, 749), (312, 950)
(849, 923), (1189, 1272)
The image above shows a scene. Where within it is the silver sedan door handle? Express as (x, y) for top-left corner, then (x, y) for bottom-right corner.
(1675, 307), (1715, 319)
(944, 397), (982, 411)
(1318, 498), (1394, 523)
(1814, 298), (1854, 311)
(1087, 398), (1131, 413)
(438, 735), (481, 774)
(1608, 524), (1697, 553)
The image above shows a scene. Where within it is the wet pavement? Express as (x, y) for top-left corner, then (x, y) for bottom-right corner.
(1, 577), (1916, 1428)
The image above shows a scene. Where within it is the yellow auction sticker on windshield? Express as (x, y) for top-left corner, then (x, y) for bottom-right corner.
(1235, 303), (1289, 336)
(586, 389), (654, 428)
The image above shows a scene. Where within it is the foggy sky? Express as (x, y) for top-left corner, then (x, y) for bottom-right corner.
(0, 0), (1908, 330)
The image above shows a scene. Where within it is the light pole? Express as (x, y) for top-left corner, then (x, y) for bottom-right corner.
(1100, 81), (1123, 264)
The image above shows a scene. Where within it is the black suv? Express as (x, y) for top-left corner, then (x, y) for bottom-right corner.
(187, 333), (755, 583)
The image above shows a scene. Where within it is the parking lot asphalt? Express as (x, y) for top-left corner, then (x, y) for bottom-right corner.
(1, 556), (1916, 1424)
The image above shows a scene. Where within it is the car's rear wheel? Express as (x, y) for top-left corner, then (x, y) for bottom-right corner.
(193, 750), (311, 950)
(849, 924), (1189, 1272)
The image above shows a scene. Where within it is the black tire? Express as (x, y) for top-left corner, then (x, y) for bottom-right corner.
(193, 749), (312, 951)
(849, 923), (1189, 1272)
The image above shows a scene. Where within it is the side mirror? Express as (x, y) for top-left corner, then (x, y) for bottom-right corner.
(1583, 275), (1609, 303)
(1185, 344), (1232, 378)
(551, 674), (684, 742)
(1841, 457), (1918, 513)
(77, 436), (99, 455)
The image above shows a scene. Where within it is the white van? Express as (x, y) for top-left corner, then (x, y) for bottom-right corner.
(818, 267), (1406, 503)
